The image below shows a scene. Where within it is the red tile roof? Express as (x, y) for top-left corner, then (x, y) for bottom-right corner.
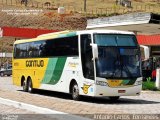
(137, 35), (160, 46)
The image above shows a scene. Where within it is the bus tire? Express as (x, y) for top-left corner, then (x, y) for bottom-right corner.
(71, 83), (80, 101)
(109, 96), (120, 101)
(23, 80), (28, 92)
(28, 78), (34, 93)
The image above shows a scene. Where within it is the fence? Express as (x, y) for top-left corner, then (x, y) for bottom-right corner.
(82, 5), (160, 17)
(0, 0), (56, 9)
(0, 0), (159, 17)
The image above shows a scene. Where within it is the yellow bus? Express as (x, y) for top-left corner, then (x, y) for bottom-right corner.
(13, 30), (142, 100)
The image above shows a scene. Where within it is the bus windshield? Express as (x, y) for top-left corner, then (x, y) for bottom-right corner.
(94, 34), (141, 79)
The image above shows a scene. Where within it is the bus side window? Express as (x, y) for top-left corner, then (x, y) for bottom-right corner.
(81, 34), (94, 80)
(29, 51), (32, 57)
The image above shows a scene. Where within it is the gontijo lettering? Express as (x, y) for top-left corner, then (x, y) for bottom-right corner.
(26, 60), (44, 67)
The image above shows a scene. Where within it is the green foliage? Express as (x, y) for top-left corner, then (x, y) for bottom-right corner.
(142, 77), (158, 91)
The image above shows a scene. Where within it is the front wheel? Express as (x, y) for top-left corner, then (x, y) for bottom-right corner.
(72, 83), (80, 100)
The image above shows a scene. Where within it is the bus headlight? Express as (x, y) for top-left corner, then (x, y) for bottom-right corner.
(134, 80), (142, 86)
(96, 81), (108, 86)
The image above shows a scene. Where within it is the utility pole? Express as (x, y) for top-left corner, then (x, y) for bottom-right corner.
(25, 0), (28, 7)
(84, 0), (87, 12)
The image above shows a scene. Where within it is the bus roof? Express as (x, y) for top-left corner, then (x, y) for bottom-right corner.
(14, 30), (75, 44)
(14, 30), (135, 44)
(77, 29), (135, 35)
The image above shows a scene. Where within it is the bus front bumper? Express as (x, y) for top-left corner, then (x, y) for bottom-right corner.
(94, 85), (142, 97)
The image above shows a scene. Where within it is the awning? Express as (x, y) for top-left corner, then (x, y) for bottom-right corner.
(137, 35), (160, 46)
(87, 12), (160, 35)
(1, 27), (58, 38)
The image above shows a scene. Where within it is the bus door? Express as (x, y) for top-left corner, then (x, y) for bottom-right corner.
(80, 34), (95, 90)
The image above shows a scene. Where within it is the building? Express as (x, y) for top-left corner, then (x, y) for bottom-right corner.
(87, 12), (160, 80)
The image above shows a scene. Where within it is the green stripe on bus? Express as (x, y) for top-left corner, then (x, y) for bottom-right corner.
(122, 80), (130, 85)
(121, 79), (136, 85)
(41, 57), (67, 85)
(48, 57), (67, 84)
(127, 79), (136, 85)
(41, 58), (58, 84)
(58, 32), (76, 38)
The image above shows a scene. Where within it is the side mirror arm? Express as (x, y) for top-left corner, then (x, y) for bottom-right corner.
(90, 43), (98, 60)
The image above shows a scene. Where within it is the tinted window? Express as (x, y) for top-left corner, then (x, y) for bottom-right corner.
(14, 43), (28, 58)
(96, 47), (141, 78)
(43, 36), (78, 57)
(94, 34), (137, 46)
(14, 36), (78, 58)
(81, 34), (94, 80)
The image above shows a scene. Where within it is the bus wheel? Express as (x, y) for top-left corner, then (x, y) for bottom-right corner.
(23, 80), (28, 92)
(72, 83), (80, 101)
(28, 78), (34, 93)
(109, 96), (120, 101)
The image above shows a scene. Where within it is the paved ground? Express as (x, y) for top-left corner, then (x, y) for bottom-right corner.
(0, 104), (56, 120)
(0, 77), (160, 119)
(0, 104), (34, 114)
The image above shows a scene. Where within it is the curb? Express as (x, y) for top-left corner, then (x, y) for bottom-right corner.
(0, 97), (91, 120)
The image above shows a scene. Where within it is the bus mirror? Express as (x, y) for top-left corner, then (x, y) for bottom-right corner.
(90, 43), (98, 60)
(140, 45), (150, 60)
